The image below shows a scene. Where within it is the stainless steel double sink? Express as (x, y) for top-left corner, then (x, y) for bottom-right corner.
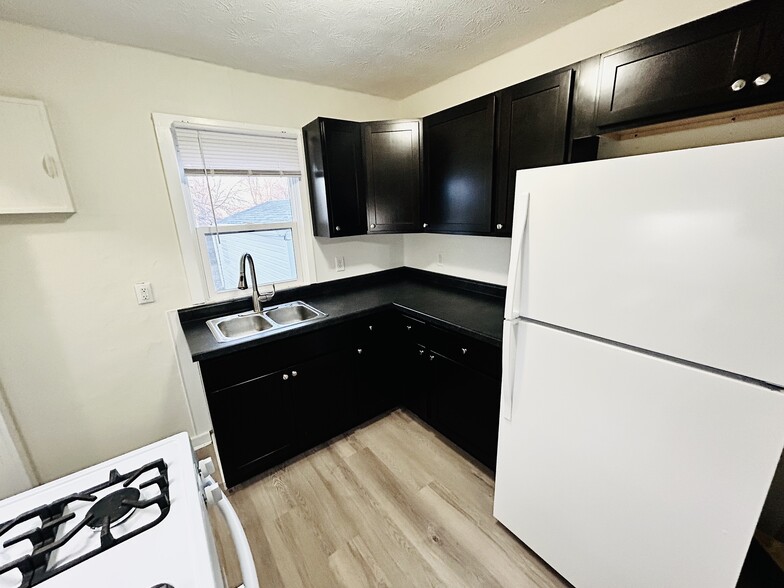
(206, 300), (327, 343)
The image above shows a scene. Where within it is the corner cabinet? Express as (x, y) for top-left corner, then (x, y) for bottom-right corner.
(423, 95), (497, 235)
(362, 120), (422, 233)
(302, 117), (367, 237)
(0, 96), (74, 214)
(493, 69), (574, 236)
(595, 0), (783, 129)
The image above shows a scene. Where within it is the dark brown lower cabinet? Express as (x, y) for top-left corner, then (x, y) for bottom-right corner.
(296, 349), (354, 451)
(428, 352), (501, 470)
(207, 368), (298, 488)
(204, 311), (502, 487)
(402, 344), (430, 422)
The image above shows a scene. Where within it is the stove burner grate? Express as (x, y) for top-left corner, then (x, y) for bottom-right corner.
(85, 487), (140, 529)
(0, 459), (170, 588)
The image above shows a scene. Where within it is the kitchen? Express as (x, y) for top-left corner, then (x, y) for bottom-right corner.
(1, 0), (783, 586)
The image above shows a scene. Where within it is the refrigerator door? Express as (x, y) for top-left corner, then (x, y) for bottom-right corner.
(512, 137), (784, 387)
(494, 321), (784, 588)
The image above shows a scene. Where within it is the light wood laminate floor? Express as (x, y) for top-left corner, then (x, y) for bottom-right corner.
(202, 409), (568, 587)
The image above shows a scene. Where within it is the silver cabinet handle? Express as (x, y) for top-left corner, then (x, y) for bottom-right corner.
(461, 347), (468, 355)
(335, 226), (341, 232)
(370, 223), (376, 229)
(357, 348), (363, 354)
(291, 371), (298, 377)
(496, 224), (503, 230)
(754, 73), (772, 87)
(731, 79), (747, 92)
(429, 354), (435, 361)
(282, 373), (289, 381)
(406, 325), (412, 331)
(419, 349), (425, 355)
(368, 325), (373, 331)
(423, 223), (428, 228)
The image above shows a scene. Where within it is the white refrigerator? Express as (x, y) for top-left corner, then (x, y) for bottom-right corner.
(494, 137), (784, 588)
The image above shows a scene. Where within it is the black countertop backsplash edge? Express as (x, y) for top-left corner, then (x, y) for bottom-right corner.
(178, 267), (505, 324)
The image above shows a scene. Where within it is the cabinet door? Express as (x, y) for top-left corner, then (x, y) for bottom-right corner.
(352, 314), (398, 424)
(295, 349), (353, 450)
(595, 0), (768, 129)
(402, 344), (430, 422)
(363, 120), (422, 233)
(0, 97), (74, 214)
(303, 117), (367, 237)
(494, 70), (573, 236)
(754, 1), (784, 102)
(423, 95), (496, 235)
(208, 369), (296, 488)
(429, 352), (501, 470)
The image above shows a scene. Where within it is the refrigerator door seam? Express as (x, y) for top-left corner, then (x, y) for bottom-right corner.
(520, 316), (783, 392)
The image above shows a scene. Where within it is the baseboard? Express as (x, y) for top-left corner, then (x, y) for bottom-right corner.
(191, 431), (212, 450)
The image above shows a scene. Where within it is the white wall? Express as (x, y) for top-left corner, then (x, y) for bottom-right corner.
(0, 20), (399, 482)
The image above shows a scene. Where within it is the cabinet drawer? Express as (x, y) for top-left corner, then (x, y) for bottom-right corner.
(428, 326), (501, 378)
(395, 314), (427, 344)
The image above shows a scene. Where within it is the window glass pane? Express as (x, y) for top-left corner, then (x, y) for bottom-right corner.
(203, 229), (297, 292)
(187, 175), (297, 227)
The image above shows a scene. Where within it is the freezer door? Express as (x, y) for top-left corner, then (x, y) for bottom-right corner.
(513, 137), (784, 387)
(494, 322), (784, 588)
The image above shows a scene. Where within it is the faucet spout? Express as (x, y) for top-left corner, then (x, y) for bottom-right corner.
(237, 253), (273, 313)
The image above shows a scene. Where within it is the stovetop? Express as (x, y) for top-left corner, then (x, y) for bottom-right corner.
(0, 459), (170, 586)
(0, 433), (221, 588)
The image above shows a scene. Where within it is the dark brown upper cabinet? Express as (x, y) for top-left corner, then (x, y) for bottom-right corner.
(493, 69), (574, 237)
(423, 95), (497, 235)
(302, 117), (367, 238)
(595, 0), (780, 130)
(362, 120), (422, 234)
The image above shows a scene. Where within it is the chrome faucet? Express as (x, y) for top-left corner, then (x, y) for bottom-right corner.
(237, 253), (274, 313)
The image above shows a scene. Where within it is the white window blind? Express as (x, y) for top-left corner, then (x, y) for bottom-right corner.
(172, 126), (301, 176)
(167, 123), (304, 298)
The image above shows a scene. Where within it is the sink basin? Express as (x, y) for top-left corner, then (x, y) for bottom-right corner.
(207, 313), (275, 342)
(265, 303), (321, 325)
(206, 301), (327, 342)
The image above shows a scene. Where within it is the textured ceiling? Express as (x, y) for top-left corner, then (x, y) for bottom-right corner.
(0, 0), (621, 98)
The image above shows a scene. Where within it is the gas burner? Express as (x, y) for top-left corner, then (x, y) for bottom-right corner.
(0, 459), (170, 588)
(85, 488), (140, 530)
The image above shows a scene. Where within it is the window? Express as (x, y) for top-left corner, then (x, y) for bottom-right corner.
(154, 115), (310, 302)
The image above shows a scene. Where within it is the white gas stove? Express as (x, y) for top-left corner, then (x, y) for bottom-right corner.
(0, 433), (258, 588)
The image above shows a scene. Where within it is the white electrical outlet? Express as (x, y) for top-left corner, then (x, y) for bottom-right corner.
(335, 256), (346, 272)
(134, 282), (155, 304)
(437, 252), (444, 266)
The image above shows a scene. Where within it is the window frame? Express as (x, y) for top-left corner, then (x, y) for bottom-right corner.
(152, 113), (315, 304)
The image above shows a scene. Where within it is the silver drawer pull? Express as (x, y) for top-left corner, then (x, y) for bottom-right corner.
(461, 347), (468, 355)
(406, 325), (412, 331)
(357, 348), (363, 354)
(754, 73), (772, 87)
(282, 373), (289, 381)
(291, 371), (298, 377)
(731, 79), (747, 92)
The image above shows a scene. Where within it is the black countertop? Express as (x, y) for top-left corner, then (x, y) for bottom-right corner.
(179, 268), (506, 362)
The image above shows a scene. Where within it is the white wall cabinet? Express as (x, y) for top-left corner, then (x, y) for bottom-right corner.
(0, 96), (74, 214)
